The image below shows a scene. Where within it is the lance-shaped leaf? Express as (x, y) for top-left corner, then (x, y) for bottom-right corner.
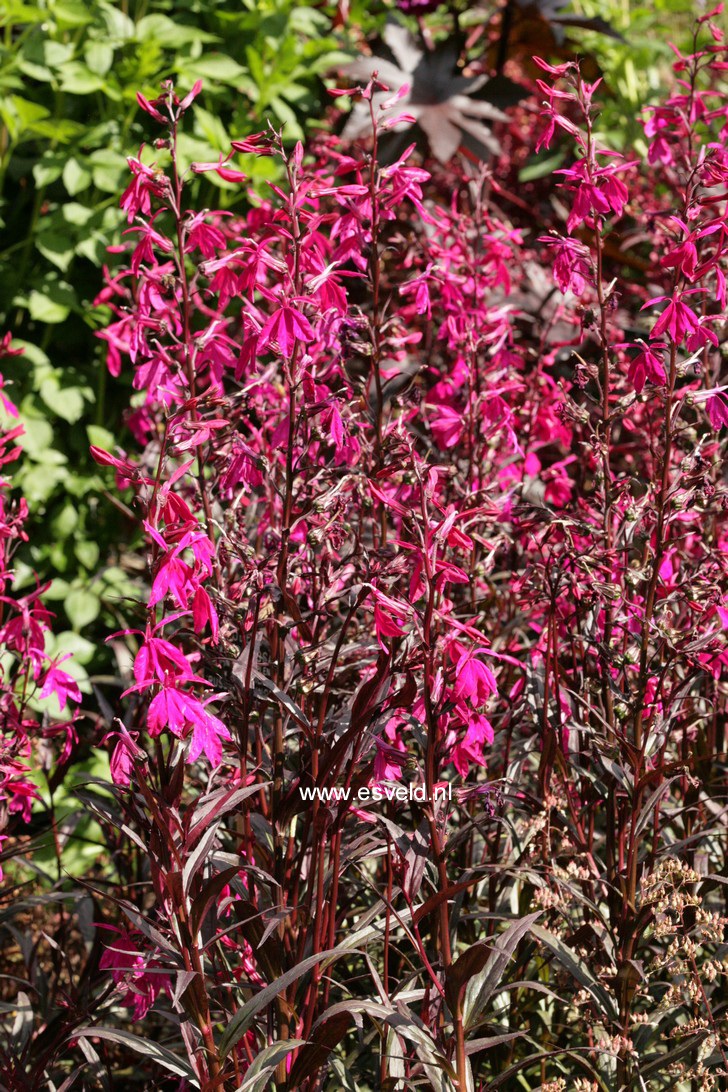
(234, 1040), (306, 1092)
(74, 1028), (197, 1083)
(530, 923), (618, 1020)
(219, 944), (362, 1058)
(462, 912), (541, 1030)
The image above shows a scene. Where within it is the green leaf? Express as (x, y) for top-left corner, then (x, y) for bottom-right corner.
(87, 424), (114, 449)
(84, 40), (114, 76)
(87, 149), (127, 192)
(27, 281), (76, 324)
(63, 157), (92, 195)
(75, 539), (99, 569)
(8, 95), (50, 132)
(36, 231), (75, 273)
(97, 2), (135, 42)
(18, 59), (53, 82)
(8, 340), (49, 370)
(20, 463), (67, 503)
(193, 105), (231, 151)
(49, 0), (93, 28)
(61, 201), (95, 227)
(136, 14), (218, 48)
(58, 60), (105, 94)
(10, 400), (54, 457)
(181, 54), (247, 84)
(49, 630), (96, 664)
(519, 151), (567, 183)
(65, 586), (102, 629)
(39, 379), (86, 423)
(43, 578), (71, 601)
(52, 503), (79, 538)
(42, 39), (76, 67)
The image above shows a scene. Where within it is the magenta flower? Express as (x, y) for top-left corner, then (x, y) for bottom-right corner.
(644, 106), (677, 166)
(39, 656), (82, 712)
(539, 235), (591, 295)
(185, 212), (227, 258)
(107, 726), (145, 788)
(371, 718), (409, 782)
(645, 292), (700, 343)
(134, 635), (194, 685)
(191, 153), (247, 184)
(707, 392), (728, 429)
(451, 714), (494, 778)
(119, 156), (167, 224)
(627, 344), (666, 394)
(147, 685), (231, 766)
(258, 303), (314, 357)
(452, 648), (497, 708)
(661, 236), (698, 280)
(192, 586), (219, 643)
(100, 930), (171, 1021)
(428, 403), (464, 449)
(396, 0), (441, 12)
(370, 588), (411, 650)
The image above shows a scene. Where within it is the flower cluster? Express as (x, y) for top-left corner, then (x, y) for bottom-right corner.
(0, 338), (81, 873)
(83, 16), (728, 1088)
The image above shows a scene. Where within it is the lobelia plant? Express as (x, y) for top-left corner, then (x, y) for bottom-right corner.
(88, 75), (519, 1091)
(0, 336), (83, 865)
(35, 7), (728, 1090)
(0, 336), (95, 1087)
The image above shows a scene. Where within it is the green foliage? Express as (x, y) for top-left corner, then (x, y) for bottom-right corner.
(572, 0), (697, 150)
(0, 0), (349, 644)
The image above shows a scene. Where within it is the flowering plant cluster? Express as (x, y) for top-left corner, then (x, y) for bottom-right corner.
(0, 337), (82, 877)
(6, 10), (728, 1092)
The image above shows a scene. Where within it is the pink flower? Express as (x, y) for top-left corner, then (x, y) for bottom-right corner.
(451, 714), (494, 778)
(185, 212), (227, 257)
(539, 235), (591, 296)
(136, 91), (166, 124)
(258, 304), (314, 357)
(370, 588), (410, 649)
(627, 344), (666, 394)
(100, 930), (171, 1021)
(134, 635), (193, 684)
(400, 266), (433, 317)
(707, 392), (728, 429)
(645, 292), (700, 343)
(373, 721), (407, 781)
(555, 158), (630, 234)
(147, 685), (231, 766)
(108, 726), (145, 787)
(452, 648), (497, 707)
(120, 156), (167, 224)
(191, 153), (247, 184)
(428, 403), (463, 449)
(192, 585), (219, 643)
(0, 769), (39, 822)
(124, 218), (174, 274)
(39, 656), (82, 712)
(644, 106), (676, 166)
(661, 236), (698, 280)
